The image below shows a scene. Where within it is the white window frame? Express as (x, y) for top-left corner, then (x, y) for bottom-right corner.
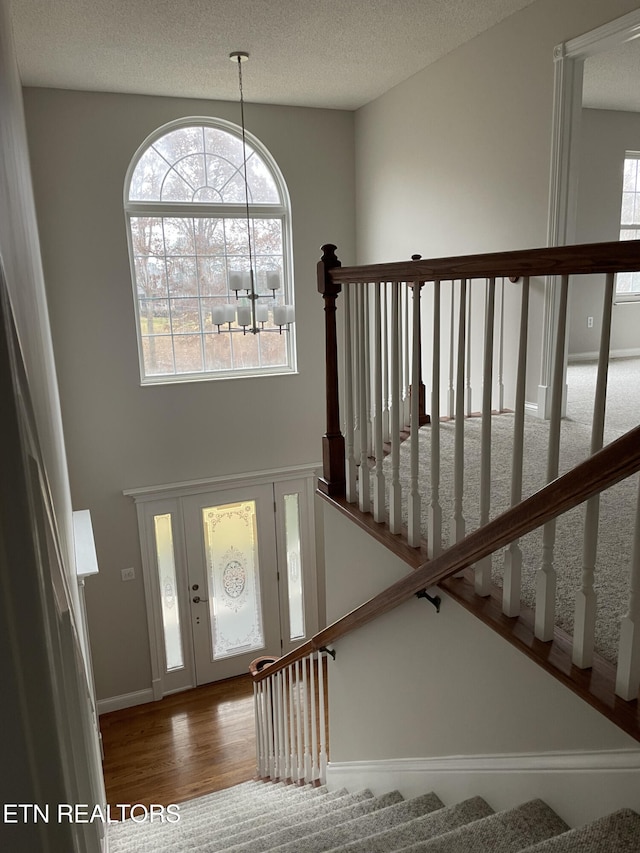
(123, 116), (297, 384)
(616, 150), (640, 303)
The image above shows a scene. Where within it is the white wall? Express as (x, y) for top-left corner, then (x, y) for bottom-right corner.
(23, 87), (355, 701)
(354, 0), (640, 408)
(570, 108), (640, 357)
(323, 502), (639, 820)
(0, 2), (101, 848)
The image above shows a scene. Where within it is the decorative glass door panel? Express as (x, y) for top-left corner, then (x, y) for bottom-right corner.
(183, 484), (281, 683)
(202, 500), (264, 660)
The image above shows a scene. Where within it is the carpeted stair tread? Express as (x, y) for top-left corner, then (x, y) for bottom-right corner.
(518, 809), (640, 852)
(109, 784), (340, 851)
(322, 796), (494, 853)
(205, 786), (354, 842)
(185, 785), (348, 834)
(268, 792), (445, 853)
(190, 788), (375, 849)
(108, 780), (638, 853)
(174, 780), (323, 818)
(168, 781), (332, 829)
(394, 799), (568, 853)
(209, 790), (404, 853)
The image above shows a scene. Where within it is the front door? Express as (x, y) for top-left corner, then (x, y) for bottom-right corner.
(182, 485), (281, 683)
(132, 471), (318, 696)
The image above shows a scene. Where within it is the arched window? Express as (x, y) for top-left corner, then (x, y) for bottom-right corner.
(124, 118), (296, 382)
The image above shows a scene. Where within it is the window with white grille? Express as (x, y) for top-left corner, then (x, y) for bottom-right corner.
(124, 118), (296, 383)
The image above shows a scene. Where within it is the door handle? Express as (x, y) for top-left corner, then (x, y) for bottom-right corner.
(192, 595), (209, 604)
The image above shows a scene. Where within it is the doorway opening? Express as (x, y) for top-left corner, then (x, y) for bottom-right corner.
(126, 466), (319, 698)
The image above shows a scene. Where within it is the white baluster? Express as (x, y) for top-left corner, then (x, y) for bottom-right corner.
(273, 672), (281, 779)
(465, 285), (473, 417)
(403, 286), (411, 428)
(296, 659), (304, 782)
(279, 671), (287, 779)
(616, 478), (640, 700)
(373, 283), (386, 522)
(261, 680), (270, 778)
(289, 663), (297, 782)
(428, 280), (442, 557)
(448, 281), (455, 419)
(503, 277), (530, 617)
(452, 279), (467, 548)
(573, 272), (615, 668)
(317, 651), (328, 783)
(389, 282), (403, 534)
(344, 286), (357, 502)
(310, 653), (318, 781)
(254, 681), (263, 777)
(266, 676), (275, 779)
(358, 286), (371, 512)
(364, 284), (373, 456)
(303, 655), (311, 782)
(475, 278), (496, 595)
(282, 666), (291, 780)
(497, 278), (505, 412)
(408, 277), (422, 547)
(383, 283), (391, 443)
(353, 287), (361, 465)
(535, 274), (569, 642)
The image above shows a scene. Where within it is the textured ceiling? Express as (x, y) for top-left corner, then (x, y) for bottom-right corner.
(583, 37), (640, 113)
(10, 0), (538, 109)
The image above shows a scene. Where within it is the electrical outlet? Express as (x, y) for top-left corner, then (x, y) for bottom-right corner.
(587, 316), (594, 328)
(121, 567), (135, 581)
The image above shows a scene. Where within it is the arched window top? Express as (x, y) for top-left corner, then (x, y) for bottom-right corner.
(124, 117), (296, 384)
(127, 120), (282, 205)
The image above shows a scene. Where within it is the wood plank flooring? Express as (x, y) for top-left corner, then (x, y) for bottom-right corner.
(100, 674), (256, 809)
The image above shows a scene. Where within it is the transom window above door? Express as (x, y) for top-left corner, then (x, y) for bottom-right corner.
(124, 118), (296, 383)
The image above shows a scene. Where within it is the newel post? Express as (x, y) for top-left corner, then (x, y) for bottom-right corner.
(317, 245), (346, 497)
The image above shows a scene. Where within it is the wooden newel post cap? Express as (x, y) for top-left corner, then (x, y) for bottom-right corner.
(318, 244), (342, 295)
(410, 254), (425, 289)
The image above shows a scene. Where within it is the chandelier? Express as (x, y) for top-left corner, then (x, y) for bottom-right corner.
(213, 51), (294, 335)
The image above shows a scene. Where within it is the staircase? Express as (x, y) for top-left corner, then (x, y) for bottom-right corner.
(108, 780), (640, 852)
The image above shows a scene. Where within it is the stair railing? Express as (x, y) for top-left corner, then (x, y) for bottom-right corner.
(251, 423), (640, 778)
(317, 240), (640, 664)
(250, 651), (328, 784)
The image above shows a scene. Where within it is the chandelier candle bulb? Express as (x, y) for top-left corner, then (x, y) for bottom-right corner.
(266, 271), (281, 291)
(229, 271), (244, 292)
(256, 303), (269, 323)
(211, 306), (226, 326)
(223, 304), (236, 323)
(273, 305), (287, 327)
(237, 305), (252, 326)
(285, 305), (295, 324)
(242, 270), (253, 290)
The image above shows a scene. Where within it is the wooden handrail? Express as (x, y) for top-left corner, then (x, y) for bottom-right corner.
(253, 423), (640, 682)
(328, 239), (640, 284)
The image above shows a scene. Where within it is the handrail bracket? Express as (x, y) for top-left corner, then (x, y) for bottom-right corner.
(416, 589), (442, 612)
(319, 646), (336, 660)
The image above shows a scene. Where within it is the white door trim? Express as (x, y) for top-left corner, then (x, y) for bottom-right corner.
(126, 464), (320, 699)
(123, 463), (321, 502)
(540, 9), (640, 417)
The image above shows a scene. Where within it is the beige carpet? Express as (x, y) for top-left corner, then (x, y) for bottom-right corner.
(376, 357), (640, 663)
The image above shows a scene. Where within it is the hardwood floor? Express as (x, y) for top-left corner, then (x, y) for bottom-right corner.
(100, 674), (256, 809)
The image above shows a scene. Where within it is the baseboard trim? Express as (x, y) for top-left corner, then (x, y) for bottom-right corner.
(328, 748), (640, 777)
(97, 688), (154, 715)
(569, 348), (640, 363)
(326, 749), (640, 827)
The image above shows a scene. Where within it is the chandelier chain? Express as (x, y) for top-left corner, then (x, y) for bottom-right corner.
(235, 55), (256, 320)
